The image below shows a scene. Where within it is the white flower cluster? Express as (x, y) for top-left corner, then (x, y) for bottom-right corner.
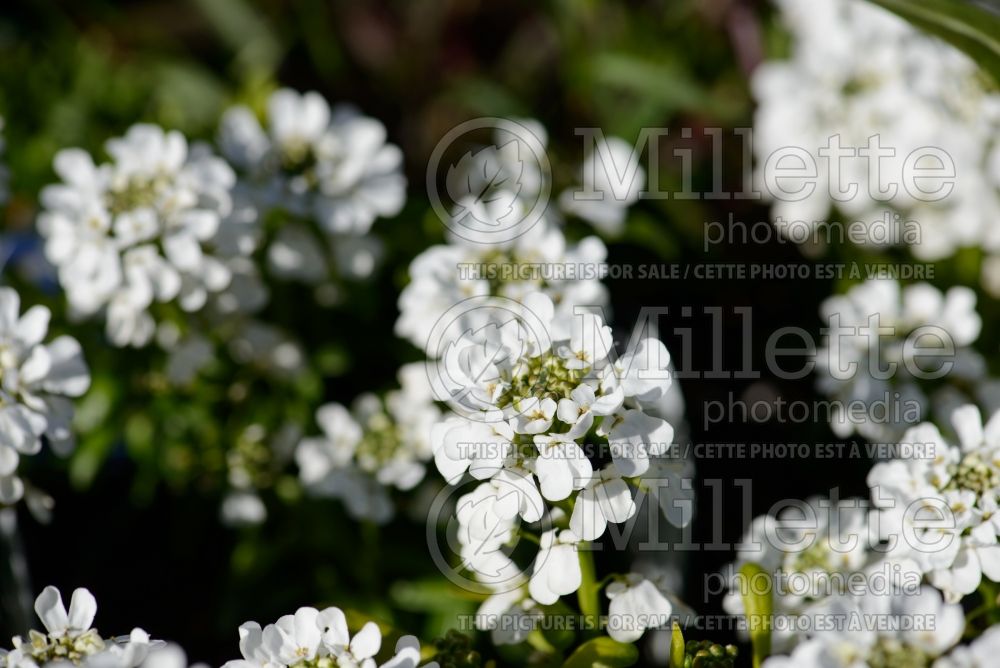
(762, 587), (967, 668)
(735, 404), (1000, 665)
(755, 0), (1000, 263)
(2, 587), (435, 668)
(222, 605), (432, 668)
(38, 124), (242, 347)
(296, 363), (440, 523)
(219, 88), (405, 282)
(722, 496), (894, 652)
(870, 405), (1000, 603)
(0, 586), (180, 668)
(38, 88), (406, 354)
(430, 292), (686, 639)
(816, 279), (983, 441)
(0, 288), (90, 504)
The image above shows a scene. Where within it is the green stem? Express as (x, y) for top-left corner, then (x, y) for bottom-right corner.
(577, 546), (601, 637)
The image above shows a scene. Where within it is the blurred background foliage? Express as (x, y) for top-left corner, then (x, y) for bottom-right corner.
(0, 0), (915, 664)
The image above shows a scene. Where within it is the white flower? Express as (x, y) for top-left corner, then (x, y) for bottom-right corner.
(489, 467), (546, 524)
(602, 337), (673, 404)
(605, 573), (674, 643)
(474, 589), (542, 646)
(512, 397), (557, 434)
(34, 586), (97, 639)
(454, 482), (528, 589)
(569, 466), (636, 541)
(39, 125), (241, 347)
(263, 607), (324, 665)
(641, 453), (696, 529)
(558, 312), (613, 371)
(557, 384), (623, 439)
(532, 434), (592, 501)
(528, 529), (583, 604)
(221, 90), (405, 235)
(432, 415), (514, 484)
(0, 288), (90, 503)
(221, 622), (280, 668)
(599, 409), (674, 477)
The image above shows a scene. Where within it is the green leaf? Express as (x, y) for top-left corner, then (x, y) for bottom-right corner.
(389, 578), (485, 613)
(541, 601), (579, 652)
(739, 563), (773, 668)
(870, 0), (1000, 85)
(669, 622), (685, 668)
(561, 637), (639, 668)
(188, 0), (283, 78)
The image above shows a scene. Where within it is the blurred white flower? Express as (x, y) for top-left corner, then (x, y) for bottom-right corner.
(38, 124), (241, 347)
(220, 490), (268, 527)
(754, 0), (1000, 261)
(296, 364), (440, 524)
(558, 136), (644, 236)
(395, 219), (608, 355)
(934, 626), (1000, 668)
(762, 587), (964, 667)
(722, 496), (883, 651)
(816, 279), (983, 441)
(0, 288), (90, 504)
(220, 90), (405, 236)
(219, 89), (405, 285)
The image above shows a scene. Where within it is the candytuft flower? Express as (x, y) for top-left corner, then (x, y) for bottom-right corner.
(38, 124), (241, 347)
(0, 288), (90, 504)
